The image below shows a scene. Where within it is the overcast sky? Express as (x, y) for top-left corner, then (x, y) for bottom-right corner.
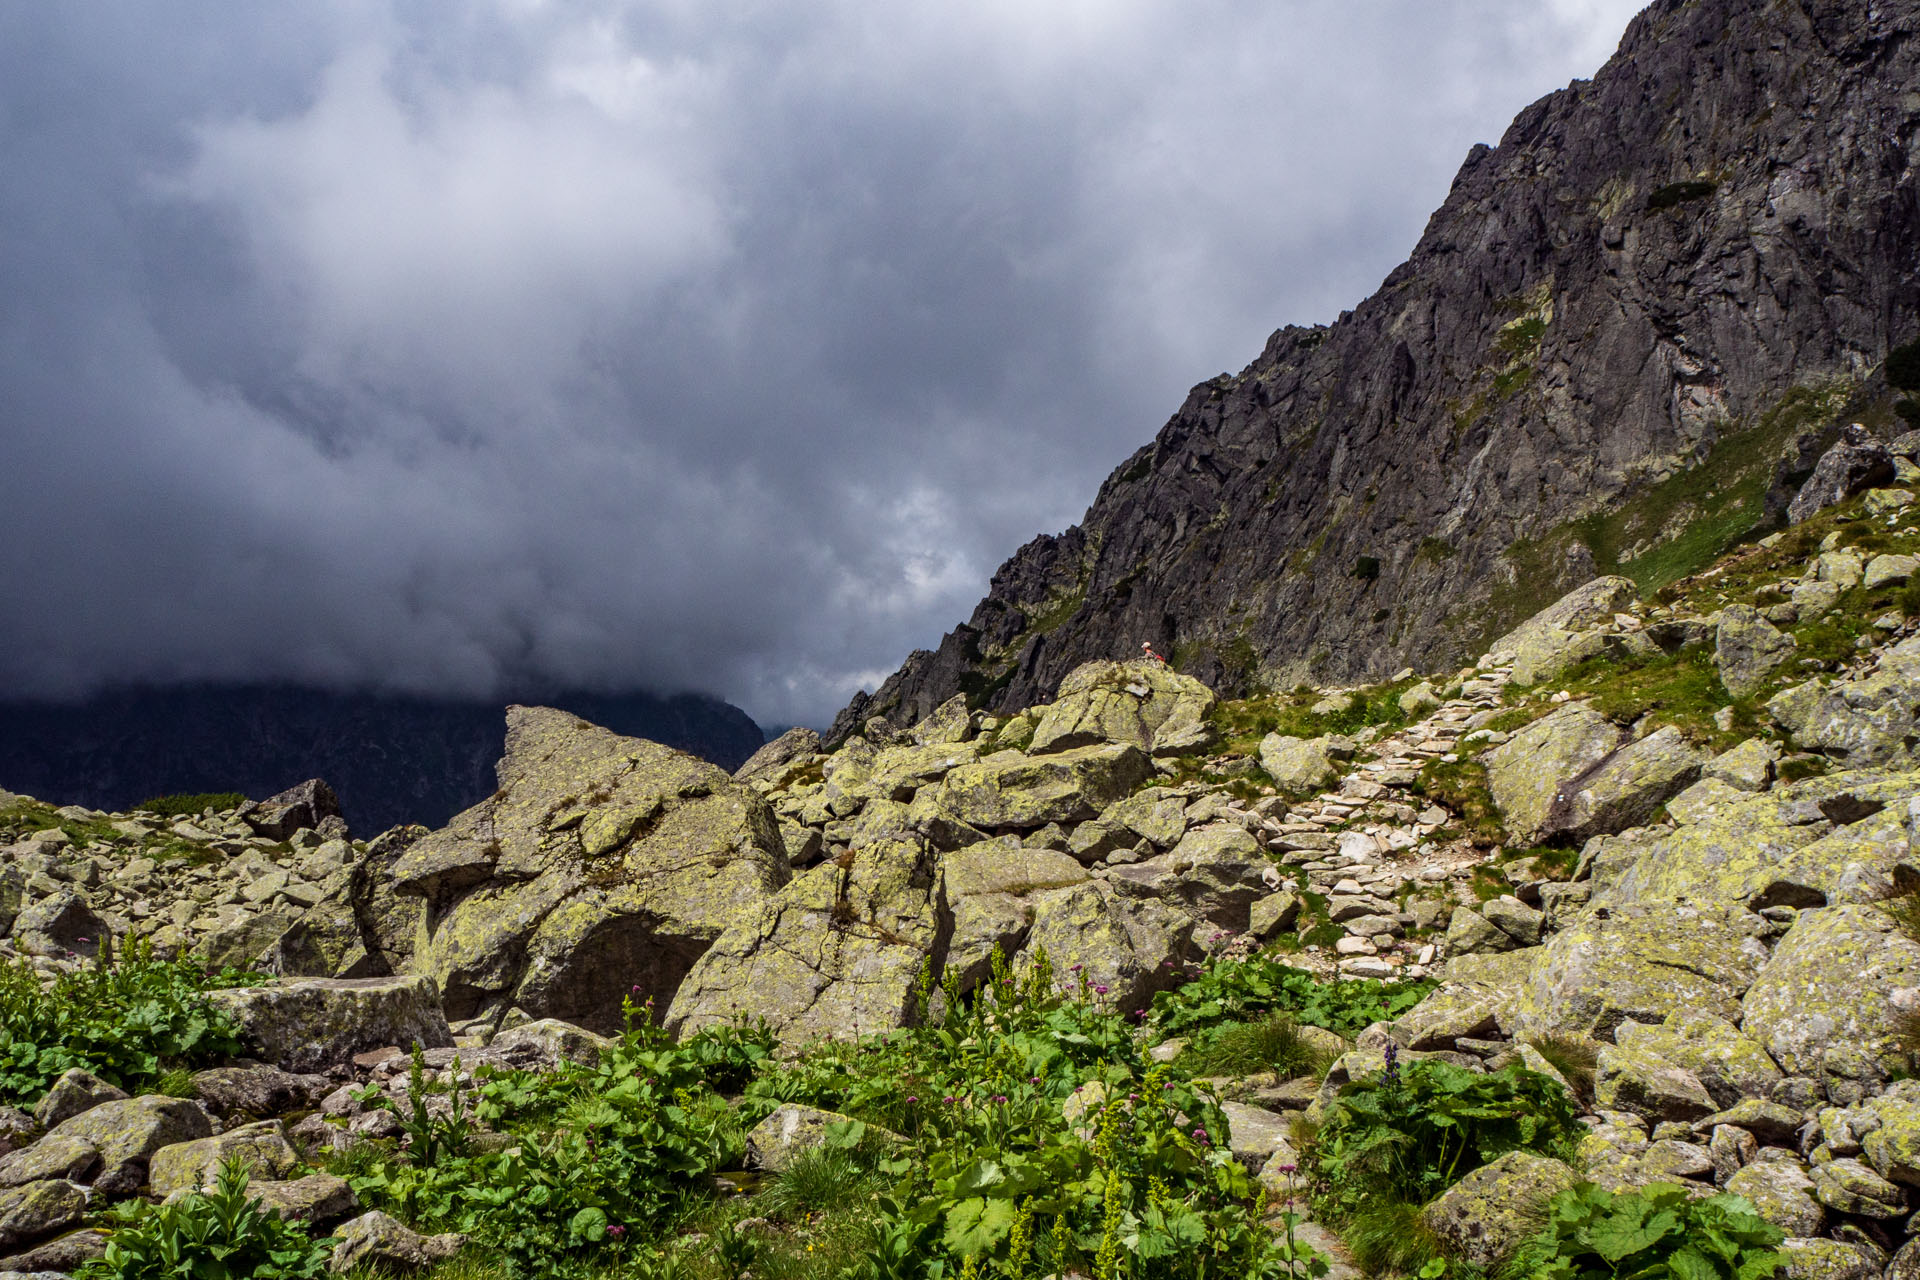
(0, 1), (1647, 729)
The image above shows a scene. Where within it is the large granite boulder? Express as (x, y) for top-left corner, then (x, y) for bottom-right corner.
(1421, 1151), (1579, 1271)
(41, 1095), (213, 1190)
(1742, 904), (1920, 1095)
(1792, 636), (1920, 765)
(734, 727), (822, 785)
(1103, 825), (1271, 930)
(1486, 578), (1640, 665)
(240, 779), (347, 841)
(939, 841), (1088, 991)
(1505, 904), (1768, 1039)
(1715, 606), (1798, 698)
(1028, 660), (1216, 757)
(1258, 735), (1338, 795)
(931, 743), (1153, 829)
(207, 976), (452, 1074)
(0, 1180), (87, 1251)
(1788, 428), (1895, 524)
(1484, 705), (1622, 844)
(1590, 769), (1920, 911)
(1612, 1014), (1782, 1109)
(393, 706), (791, 1027)
(330, 1211), (466, 1274)
(665, 835), (942, 1046)
(147, 1121), (301, 1197)
(1018, 880), (1199, 1014)
(1551, 726), (1706, 842)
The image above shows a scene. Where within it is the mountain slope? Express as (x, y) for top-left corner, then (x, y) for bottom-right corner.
(836, 0), (1920, 739)
(0, 684), (764, 832)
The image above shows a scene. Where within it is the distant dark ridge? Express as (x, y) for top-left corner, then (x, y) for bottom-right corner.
(0, 684), (764, 833)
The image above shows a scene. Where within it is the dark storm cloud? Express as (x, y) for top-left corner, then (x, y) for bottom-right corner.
(0, 1), (1645, 727)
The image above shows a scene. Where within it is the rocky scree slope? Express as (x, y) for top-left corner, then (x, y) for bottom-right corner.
(837, 0), (1920, 738)
(18, 432), (1920, 1275)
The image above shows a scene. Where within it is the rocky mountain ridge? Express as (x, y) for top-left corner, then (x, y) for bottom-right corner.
(835, 0), (1920, 739)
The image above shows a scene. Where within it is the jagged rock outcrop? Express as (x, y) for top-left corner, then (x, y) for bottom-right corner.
(394, 706), (791, 1030)
(839, 0), (1920, 737)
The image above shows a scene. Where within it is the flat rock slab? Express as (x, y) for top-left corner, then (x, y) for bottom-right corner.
(208, 976), (452, 1074)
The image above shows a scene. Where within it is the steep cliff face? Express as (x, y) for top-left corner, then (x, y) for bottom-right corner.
(838, 0), (1920, 738)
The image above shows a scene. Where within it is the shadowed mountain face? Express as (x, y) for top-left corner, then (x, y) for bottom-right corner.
(836, 0), (1920, 740)
(0, 685), (764, 833)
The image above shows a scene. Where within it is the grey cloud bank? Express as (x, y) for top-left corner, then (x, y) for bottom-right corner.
(0, 1), (1644, 728)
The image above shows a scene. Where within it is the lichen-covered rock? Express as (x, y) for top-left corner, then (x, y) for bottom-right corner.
(734, 727), (823, 785)
(1853, 1081), (1920, 1187)
(10, 893), (106, 960)
(44, 1095), (212, 1188)
(187, 1067), (331, 1121)
(1507, 905), (1766, 1039)
(1694, 1099), (1804, 1145)
(1725, 1160), (1825, 1237)
(208, 976), (452, 1074)
(1484, 705), (1621, 844)
(329, 1211), (466, 1274)
(939, 841), (1089, 989)
(1778, 1237), (1882, 1280)
(1612, 1015), (1783, 1110)
(239, 779), (346, 841)
(395, 706), (791, 1026)
(1792, 637), (1920, 765)
(1421, 1151), (1578, 1271)
(148, 1121), (300, 1197)
(30, 1069), (126, 1130)
(247, 1173), (359, 1226)
(1398, 682), (1442, 717)
(486, 1019), (615, 1068)
(1788, 431), (1895, 524)
(1809, 1156), (1905, 1218)
(1553, 726), (1705, 841)
(1715, 606), (1798, 698)
(1387, 984), (1502, 1049)
(1481, 897), (1544, 947)
(1218, 1102), (1295, 1175)
(1019, 880), (1198, 1014)
(1247, 891), (1301, 941)
(1446, 907), (1517, 955)
(1593, 1044), (1716, 1122)
(666, 835), (941, 1045)
(932, 743), (1153, 829)
(1590, 770), (1920, 911)
(0, 1181), (86, 1251)
(1488, 578), (1640, 665)
(909, 695), (975, 747)
(1258, 736), (1338, 795)
(1742, 904), (1920, 1090)
(1104, 825), (1269, 930)
(1099, 788), (1190, 850)
(0, 1136), (97, 1190)
(1704, 738), (1780, 792)
(1028, 660), (1216, 757)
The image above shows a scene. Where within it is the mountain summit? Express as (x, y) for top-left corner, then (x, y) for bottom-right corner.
(835, 0), (1920, 739)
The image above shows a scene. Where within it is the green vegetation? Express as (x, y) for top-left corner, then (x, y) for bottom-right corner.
(1495, 315), (1548, 360)
(1503, 1183), (1783, 1280)
(136, 792), (249, 818)
(1181, 1014), (1338, 1080)
(1208, 679), (1420, 756)
(1644, 180), (1717, 211)
(1353, 555), (1381, 581)
(1411, 758), (1504, 847)
(1549, 644), (1755, 748)
(306, 955), (1327, 1280)
(84, 1158), (334, 1280)
(0, 944), (261, 1108)
(1305, 1056), (1581, 1274)
(1149, 952), (1435, 1042)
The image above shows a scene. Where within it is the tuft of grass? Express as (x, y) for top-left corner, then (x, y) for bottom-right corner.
(1339, 1195), (1455, 1277)
(1183, 1014), (1339, 1081)
(754, 1146), (880, 1221)
(1524, 1034), (1600, 1108)
(1207, 678), (1419, 756)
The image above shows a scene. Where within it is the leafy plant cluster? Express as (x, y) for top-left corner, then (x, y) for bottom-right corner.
(0, 943), (260, 1107)
(339, 1007), (756, 1278)
(1504, 1182), (1783, 1280)
(1307, 1057), (1580, 1220)
(82, 1158), (333, 1280)
(1148, 951), (1435, 1042)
